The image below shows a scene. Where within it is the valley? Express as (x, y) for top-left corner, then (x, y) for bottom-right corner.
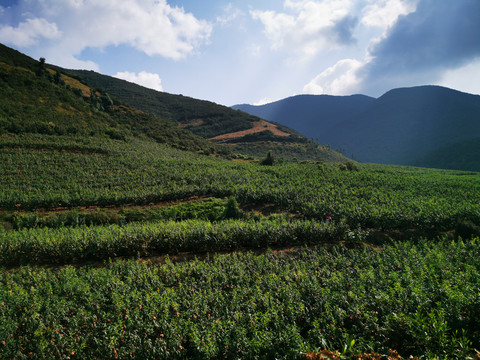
(0, 43), (479, 359)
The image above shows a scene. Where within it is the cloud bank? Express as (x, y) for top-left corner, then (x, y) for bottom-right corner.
(114, 71), (163, 92)
(0, 18), (61, 47)
(251, 0), (357, 59)
(0, 0), (212, 69)
(302, 0), (480, 96)
(360, 0), (480, 94)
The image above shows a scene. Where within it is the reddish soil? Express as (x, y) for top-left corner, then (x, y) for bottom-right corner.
(209, 120), (290, 140)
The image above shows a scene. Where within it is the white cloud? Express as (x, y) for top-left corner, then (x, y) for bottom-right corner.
(0, 0), (212, 69)
(251, 0), (355, 59)
(114, 71), (163, 91)
(0, 18), (61, 47)
(361, 0), (417, 29)
(303, 58), (363, 95)
(216, 4), (244, 26)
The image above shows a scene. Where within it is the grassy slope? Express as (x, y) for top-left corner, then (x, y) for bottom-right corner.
(0, 44), (229, 154)
(62, 68), (347, 162)
(232, 94), (376, 145)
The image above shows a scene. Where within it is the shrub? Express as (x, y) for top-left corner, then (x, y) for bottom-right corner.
(223, 196), (242, 219)
(261, 151), (275, 166)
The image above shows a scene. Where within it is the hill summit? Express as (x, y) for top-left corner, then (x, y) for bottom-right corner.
(55, 67), (346, 162)
(233, 86), (480, 171)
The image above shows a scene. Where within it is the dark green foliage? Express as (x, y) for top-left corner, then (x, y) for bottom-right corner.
(61, 68), (263, 138)
(0, 59), (227, 154)
(231, 141), (347, 163)
(260, 151), (275, 166)
(339, 161), (359, 171)
(0, 219), (351, 266)
(0, 43), (346, 162)
(0, 43), (41, 72)
(455, 219), (480, 239)
(0, 240), (479, 358)
(59, 68), (347, 162)
(6, 198), (230, 230)
(1, 136), (480, 236)
(223, 196), (242, 219)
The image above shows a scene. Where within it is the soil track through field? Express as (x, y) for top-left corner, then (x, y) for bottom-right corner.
(25, 195), (211, 213)
(0, 144), (109, 156)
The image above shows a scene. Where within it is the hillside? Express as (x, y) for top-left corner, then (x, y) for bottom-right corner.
(233, 86), (480, 171)
(60, 67), (346, 162)
(334, 86), (480, 169)
(0, 44), (228, 155)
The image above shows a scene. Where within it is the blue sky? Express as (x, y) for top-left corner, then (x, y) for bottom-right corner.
(1, 0), (479, 106)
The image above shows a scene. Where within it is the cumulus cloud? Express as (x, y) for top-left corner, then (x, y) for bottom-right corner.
(251, 0), (357, 58)
(361, 0), (417, 29)
(0, 0), (212, 68)
(303, 59), (363, 95)
(304, 0), (480, 96)
(0, 18), (61, 47)
(114, 71), (163, 91)
(436, 59), (480, 95)
(360, 0), (480, 94)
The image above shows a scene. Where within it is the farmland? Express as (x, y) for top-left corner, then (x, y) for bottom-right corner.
(2, 42), (480, 359)
(1, 134), (480, 359)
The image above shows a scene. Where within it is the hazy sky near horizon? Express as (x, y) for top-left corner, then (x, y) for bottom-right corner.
(1, 0), (479, 106)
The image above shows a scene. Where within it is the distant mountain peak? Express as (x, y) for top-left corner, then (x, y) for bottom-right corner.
(232, 86), (480, 171)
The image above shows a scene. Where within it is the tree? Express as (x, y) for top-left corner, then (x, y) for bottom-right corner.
(53, 70), (64, 85)
(260, 151), (275, 166)
(36, 57), (46, 76)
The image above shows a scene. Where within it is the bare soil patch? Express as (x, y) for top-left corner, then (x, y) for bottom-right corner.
(209, 120), (290, 140)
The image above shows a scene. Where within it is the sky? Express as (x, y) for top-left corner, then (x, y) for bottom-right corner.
(0, 0), (479, 106)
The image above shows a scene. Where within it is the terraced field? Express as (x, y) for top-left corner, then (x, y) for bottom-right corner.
(1, 134), (480, 359)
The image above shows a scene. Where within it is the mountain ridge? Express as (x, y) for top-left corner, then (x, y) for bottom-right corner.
(233, 86), (480, 171)
(55, 66), (346, 162)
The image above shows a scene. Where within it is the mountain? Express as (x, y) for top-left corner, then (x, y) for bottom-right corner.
(233, 86), (480, 171)
(0, 43), (231, 154)
(0, 43), (346, 162)
(233, 94), (375, 143)
(58, 68), (346, 162)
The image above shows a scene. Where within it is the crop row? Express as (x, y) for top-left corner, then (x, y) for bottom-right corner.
(0, 239), (479, 359)
(2, 135), (480, 232)
(0, 219), (353, 266)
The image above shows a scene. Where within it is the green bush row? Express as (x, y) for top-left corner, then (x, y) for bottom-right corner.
(2, 136), (480, 232)
(0, 239), (479, 359)
(0, 219), (351, 266)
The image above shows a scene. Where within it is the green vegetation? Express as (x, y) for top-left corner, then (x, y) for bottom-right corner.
(0, 46), (228, 155)
(1, 135), (479, 232)
(1, 43), (480, 358)
(59, 68), (346, 162)
(1, 240), (479, 359)
(62, 68), (274, 138)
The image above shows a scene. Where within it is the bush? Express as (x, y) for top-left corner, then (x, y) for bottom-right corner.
(261, 151), (275, 166)
(223, 196), (242, 219)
